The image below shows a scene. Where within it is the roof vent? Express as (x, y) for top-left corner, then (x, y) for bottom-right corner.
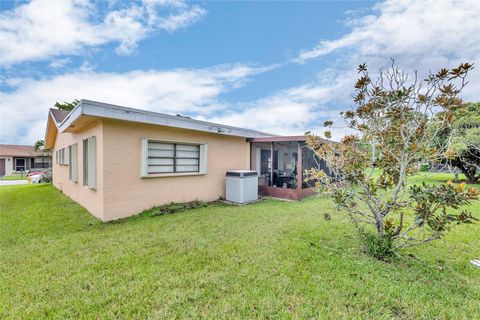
(215, 127), (231, 133)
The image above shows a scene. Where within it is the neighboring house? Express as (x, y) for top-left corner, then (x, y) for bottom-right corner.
(0, 144), (51, 176)
(44, 99), (328, 221)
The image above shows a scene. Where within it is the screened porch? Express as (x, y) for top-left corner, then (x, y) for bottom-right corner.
(249, 136), (329, 200)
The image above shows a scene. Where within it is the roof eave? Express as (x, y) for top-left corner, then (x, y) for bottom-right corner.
(44, 110), (59, 149)
(59, 99), (275, 139)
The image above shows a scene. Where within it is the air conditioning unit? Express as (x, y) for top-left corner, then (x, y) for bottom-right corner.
(225, 170), (258, 204)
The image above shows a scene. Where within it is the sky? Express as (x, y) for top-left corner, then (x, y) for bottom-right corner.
(1, 0), (479, 145)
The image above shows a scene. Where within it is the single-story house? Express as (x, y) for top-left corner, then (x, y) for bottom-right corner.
(44, 99), (329, 221)
(0, 144), (51, 176)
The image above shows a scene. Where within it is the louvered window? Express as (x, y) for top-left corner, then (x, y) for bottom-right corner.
(142, 139), (207, 176)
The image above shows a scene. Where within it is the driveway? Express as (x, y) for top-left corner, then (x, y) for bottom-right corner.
(0, 180), (28, 186)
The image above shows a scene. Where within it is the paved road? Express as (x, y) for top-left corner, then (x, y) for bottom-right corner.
(0, 180), (28, 186)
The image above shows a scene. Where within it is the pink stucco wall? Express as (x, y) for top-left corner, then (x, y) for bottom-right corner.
(52, 118), (251, 221)
(52, 120), (104, 219)
(101, 119), (250, 220)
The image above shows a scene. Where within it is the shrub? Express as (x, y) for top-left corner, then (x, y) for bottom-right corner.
(362, 232), (394, 260)
(306, 62), (478, 258)
(141, 200), (207, 217)
(419, 163), (430, 172)
(40, 171), (52, 183)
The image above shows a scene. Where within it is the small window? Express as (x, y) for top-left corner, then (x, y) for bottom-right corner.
(58, 148), (67, 166)
(141, 139), (207, 177)
(83, 137), (96, 189)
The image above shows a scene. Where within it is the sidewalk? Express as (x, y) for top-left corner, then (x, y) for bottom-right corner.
(0, 180), (28, 186)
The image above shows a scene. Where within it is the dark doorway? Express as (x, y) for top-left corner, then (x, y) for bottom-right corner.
(0, 159), (5, 176)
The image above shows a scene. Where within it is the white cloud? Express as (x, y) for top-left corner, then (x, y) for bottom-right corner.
(2, 0), (480, 146)
(156, 5), (206, 32)
(205, 71), (353, 138)
(213, 0), (480, 139)
(0, 64), (274, 144)
(0, 0), (207, 65)
(49, 58), (72, 69)
(295, 0), (480, 64)
(290, 0), (480, 131)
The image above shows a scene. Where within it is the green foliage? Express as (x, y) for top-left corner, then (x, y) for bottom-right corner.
(448, 102), (479, 183)
(140, 200), (207, 217)
(409, 182), (478, 236)
(33, 139), (44, 151)
(450, 102), (480, 151)
(1, 175), (27, 180)
(361, 232), (394, 260)
(54, 99), (79, 111)
(40, 170), (52, 183)
(433, 102), (480, 183)
(419, 163), (430, 172)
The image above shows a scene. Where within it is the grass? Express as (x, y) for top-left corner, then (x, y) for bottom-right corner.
(0, 174), (479, 319)
(1, 174), (27, 180)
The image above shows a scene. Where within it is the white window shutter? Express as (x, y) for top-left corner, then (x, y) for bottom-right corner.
(83, 140), (88, 186)
(88, 136), (96, 189)
(68, 146), (72, 179)
(141, 138), (148, 177)
(73, 144), (78, 182)
(69, 144), (78, 182)
(199, 144), (208, 174)
(65, 146), (70, 166)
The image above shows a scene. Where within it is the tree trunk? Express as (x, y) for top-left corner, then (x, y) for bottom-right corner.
(376, 218), (384, 239)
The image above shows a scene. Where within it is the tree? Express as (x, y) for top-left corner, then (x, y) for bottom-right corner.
(33, 139), (44, 151)
(440, 102), (480, 183)
(306, 62), (478, 258)
(32, 100), (78, 152)
(55, 99), (79, 111)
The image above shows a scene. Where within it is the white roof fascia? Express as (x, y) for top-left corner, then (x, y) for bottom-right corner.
(58, 99), (274, 138)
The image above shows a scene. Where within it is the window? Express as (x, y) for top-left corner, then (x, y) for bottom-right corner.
(34, 157), (50, 168)
(69, 144), (78, 182)
(33, 157), (48, 168)
(141, 139), (207, 177)
(56, 148), (69, 166)
(15, 158), (26, 172)
(83, 136), (96, 189)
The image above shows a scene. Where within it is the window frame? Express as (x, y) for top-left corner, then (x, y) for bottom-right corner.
(34, 156), (49, 168)
(141, 138), (207, 178)
(15, 158), (26, 172)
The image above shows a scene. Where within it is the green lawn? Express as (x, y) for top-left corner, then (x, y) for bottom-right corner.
(1, 174), (27, 180)
(1, 174), (479, 319)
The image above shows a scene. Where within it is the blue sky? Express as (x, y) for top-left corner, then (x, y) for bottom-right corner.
(1, 0), (479, 144)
